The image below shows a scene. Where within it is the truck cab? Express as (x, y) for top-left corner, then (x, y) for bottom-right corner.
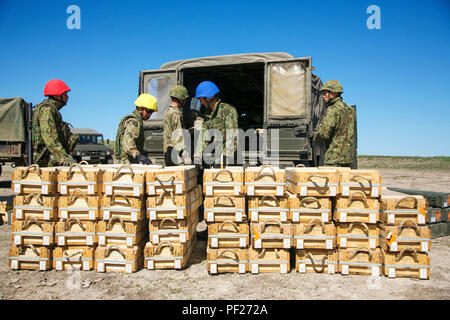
(70, 128), (113, 164)
(138, 52), (356, 167)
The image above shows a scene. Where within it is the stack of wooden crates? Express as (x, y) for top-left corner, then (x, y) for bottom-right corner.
(9, 165), (59, 270)
(54, 163), (103, 271)
(286, 167), (339, 274)
(204, 167), (248, 274)
(379, 195), (431, 279)
(144, 166), (201, 270)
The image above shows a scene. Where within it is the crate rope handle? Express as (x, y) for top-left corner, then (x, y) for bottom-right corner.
(395, 196), (418, 209)
(69, 188), (89, 205)
(20, 164), (42, 180)
(303, 218), (325, 234)
(350, 174), (373, 184)
(18, 244), (40, 256)
(306, 174), (329, 195)
(348, 222), (369, 236)
(399, 219), (420, 236)
(217, 249), (239, 262)
(262, 219), (283, 233)
(306, 252), (327, 273)
(64, 217), (86, 232)
(258, 248), (281, 259)
(156, 241), (174, 254)
(347, 191), (369, 208)
(218, 220), (239, 233)
(156, 189), (176, 206)
(258, 195), (279, 207)
(113, 165), (135, 181)
(159, 218), (178, 230)
(349, 247), (373, 260)
(299, 196), (321, 209)
(106, 216), (126, 232)
(68, 163), (87, 180)
(105, 246), (126, 259)
(79, 161), (89, 165)
(295, 163), (305, 167)
(24, 193), (44, 205)
(155, 175), (175, 184)
(63, 250), (83, 261)
(213, 169), (234, 182)
(255, 165), (276, 181)
(22, 215), (42, 230)
(214, 195), (235, 207)
(395, 247), (419, 263)
(111, 193), (131, 206)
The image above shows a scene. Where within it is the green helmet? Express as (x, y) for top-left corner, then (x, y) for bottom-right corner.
(320, 80), (343, 93)
(169, 85), (189, 99)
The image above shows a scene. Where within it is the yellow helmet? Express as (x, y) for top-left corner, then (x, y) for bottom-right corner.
(134, 93), (157, 111)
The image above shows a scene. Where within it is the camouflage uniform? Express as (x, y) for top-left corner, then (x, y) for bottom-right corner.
(195, 99), (238, 160)
(32, 98), (79, 167)
(163, 103), (185, 152)
(315, 96), (356, 166)
(114, 110), (145, 164)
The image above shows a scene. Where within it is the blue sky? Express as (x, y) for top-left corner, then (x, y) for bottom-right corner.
(0, 0), (449, 156)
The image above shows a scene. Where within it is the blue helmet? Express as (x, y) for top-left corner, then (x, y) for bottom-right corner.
(195, 81), (220, 99)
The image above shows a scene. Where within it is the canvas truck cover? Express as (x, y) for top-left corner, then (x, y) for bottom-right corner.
(0, 97), (26, 142)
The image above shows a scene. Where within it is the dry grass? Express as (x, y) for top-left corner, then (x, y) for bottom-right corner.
(358, 155), (450, 170)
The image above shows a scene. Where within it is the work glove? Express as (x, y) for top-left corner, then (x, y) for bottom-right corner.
(136, 153), (152, 165)
(62, 155), (76, 166)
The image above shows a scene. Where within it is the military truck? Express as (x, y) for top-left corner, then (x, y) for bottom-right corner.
(139, 52), (357, 168)
(70, 128), (113, 164)
(0, 97), (33, 175)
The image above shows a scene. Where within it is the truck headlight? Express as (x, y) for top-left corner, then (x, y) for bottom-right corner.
(105, 151), (111, 156)
(72, 151), (81, 156)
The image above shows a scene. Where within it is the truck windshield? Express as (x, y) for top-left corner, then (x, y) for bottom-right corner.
(79, 135), (104, 145)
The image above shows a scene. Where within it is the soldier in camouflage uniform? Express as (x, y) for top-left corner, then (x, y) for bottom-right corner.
(314, 80), (356, 167)
(32, 79), (79, 167)
(114, 93), (157, 165)
(164, 85), (191, 166)
(193, 81), (239, 166)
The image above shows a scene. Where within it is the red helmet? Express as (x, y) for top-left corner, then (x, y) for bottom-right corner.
(43, 79), (71, 96)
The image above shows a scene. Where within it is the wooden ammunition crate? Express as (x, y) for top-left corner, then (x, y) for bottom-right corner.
(339, 169), (382, 198)
(250, 220), (292, 249)
(295, 249), (338, 274)
(0, 201), (7, 224)
(207, 248), (248, 274)
(95, 244), (143, 273)
(336, 222), (379, 249)
(11, 165), (58, 195)
(427, 207), (442, 224)
(97, 218), (147, 247)
(293, 219), (336, 250)
(203, 167), (244, 196)
(248, 248), (290, 274)
(380, 195), (428, 225)
(9, 244), (52, 271)
(248, 195), (290, 222)
(208, 220), (249, 248)
(144, 239), (195, 270)
(55, 219), (97, 246)
(147, 185), (202, 221)
(101, 194), (145, 222)
(286, 168), (339, 197)
(382, 248), (430, 279)
(379, 220), (431, 253)
(289, 196), (332, 223)
(58, 189), (101, 221)
(102, 165), (147, 197)
(338, 247), (383, 276)
(146, 165), (197, 195)
(53, 246), (95, 271)
(245, 165), (286, 196)
(427, 222), (445, 238)
(204, 195), (246, 223)
(149, 213), (198, 245)
(58, 163), (103, 196)
(14, 194), (58, 221)
(12, 219), (54, 246)
(333, 191), (380, 224)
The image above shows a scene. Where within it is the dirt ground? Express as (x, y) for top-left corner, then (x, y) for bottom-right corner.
(1, 162), (449, 300)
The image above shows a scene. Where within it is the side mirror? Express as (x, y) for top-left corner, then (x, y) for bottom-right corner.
(107, 139), (110, 144)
